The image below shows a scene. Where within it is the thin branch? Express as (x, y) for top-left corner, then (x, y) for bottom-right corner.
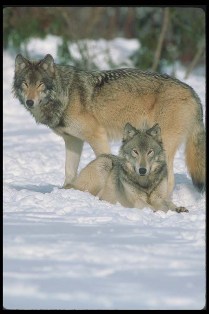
(151, 8), (170, 72)
(184, 38), (205, 79)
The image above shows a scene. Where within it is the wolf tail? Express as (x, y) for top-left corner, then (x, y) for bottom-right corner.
(185, 117), (205, 193)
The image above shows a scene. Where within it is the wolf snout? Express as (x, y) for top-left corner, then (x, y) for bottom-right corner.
(26, 99), (34, 108)
(139, 167), (147, 176)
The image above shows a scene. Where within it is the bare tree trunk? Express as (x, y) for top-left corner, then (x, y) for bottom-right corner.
(85, 7), (106, 37)
(106, 8), (119, 39)
(151, 8), (170, 72)
(184, 38), (205, 79)
(124, 7), (136, 38)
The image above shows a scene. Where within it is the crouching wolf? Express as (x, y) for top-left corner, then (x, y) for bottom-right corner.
(13, 54), (205, 194)
(68, 123), (188, 213)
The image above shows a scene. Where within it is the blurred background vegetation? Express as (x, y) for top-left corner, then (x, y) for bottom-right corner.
(3, 6), (205, 77)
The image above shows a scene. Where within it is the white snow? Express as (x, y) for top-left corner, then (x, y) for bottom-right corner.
(25, 35), (140, 68)
(3, 36), (206, 310)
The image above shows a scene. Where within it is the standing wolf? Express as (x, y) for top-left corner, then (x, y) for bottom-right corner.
(13, 54), (205, 194)
(68, 123), (188, 213)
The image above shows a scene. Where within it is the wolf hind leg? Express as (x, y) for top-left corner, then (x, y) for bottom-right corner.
(70, 156), (113, 196)
(167, 166), (174, 197)
(163, 141), (178, 196)
(86, 126), (111, 156)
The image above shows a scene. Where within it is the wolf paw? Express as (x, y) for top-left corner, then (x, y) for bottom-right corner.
(175, 206), (189, 213)
(63, 183), (73, 189)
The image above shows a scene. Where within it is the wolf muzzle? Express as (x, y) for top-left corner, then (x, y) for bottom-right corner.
(138, 167), (147, 176)
(26, 99), (34, 108)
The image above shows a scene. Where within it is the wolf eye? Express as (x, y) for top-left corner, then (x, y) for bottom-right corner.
(38, 82), (44, 88)
(22, 81), (28, 87)
(132, 149), (139, 156)
(147, 149), (154, 156)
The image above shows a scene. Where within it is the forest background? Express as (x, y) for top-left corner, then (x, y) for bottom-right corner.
(3, 6), (205, 78)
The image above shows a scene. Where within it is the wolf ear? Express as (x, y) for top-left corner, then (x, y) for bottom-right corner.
(39, 54), (55, 74)
(146, 123), (162, 142)
(123, 123), (138, 141)
(15, 54), (29, 72)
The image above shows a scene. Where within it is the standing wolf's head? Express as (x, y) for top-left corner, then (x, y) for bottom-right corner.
(12, 54), (67, 127)
(13, 54), (55, 110)
(119, 123), (166, 176)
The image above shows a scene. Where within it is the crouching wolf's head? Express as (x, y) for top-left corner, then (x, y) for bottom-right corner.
(119, 123), (166, 177)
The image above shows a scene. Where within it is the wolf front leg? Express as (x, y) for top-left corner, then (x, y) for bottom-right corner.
(152, 201), (189, 213)
(149, 194), (189, 213)
(161, 199), (189, 213)
(63, 134), (84, 188)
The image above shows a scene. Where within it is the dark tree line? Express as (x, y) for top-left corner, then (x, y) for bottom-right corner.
(3, 6), (205, 75)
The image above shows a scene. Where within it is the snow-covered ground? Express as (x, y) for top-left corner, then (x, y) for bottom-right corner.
(3, 36), (206, 310)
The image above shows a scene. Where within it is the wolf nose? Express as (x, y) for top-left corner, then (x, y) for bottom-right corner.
(26, 99), (34, 107)
(139, 168), (147, 175)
